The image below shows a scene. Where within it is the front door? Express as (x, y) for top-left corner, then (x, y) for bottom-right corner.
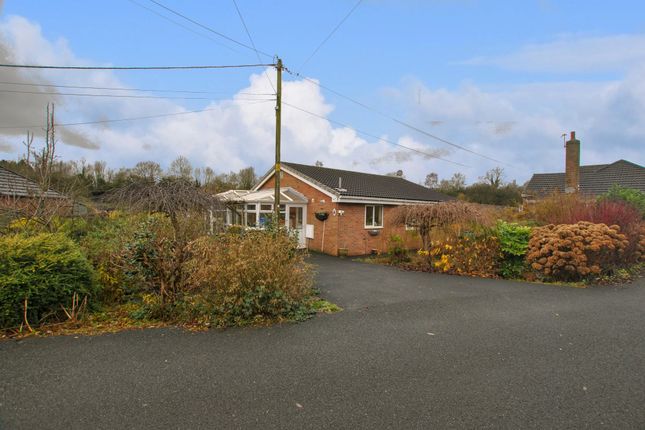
(287, 206), (306, 248)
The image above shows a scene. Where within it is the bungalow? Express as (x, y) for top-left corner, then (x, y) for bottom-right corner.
(219, 162), (453, 256)
(524, 132), (645, 201)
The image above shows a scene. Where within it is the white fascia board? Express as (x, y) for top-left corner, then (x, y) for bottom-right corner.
(338, 196), (440, 205)
(253, 165), (339, 201)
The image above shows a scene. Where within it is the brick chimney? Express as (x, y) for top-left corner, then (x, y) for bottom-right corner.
(564, 131), (580, 193)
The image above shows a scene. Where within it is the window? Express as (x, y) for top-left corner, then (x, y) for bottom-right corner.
(365, 205), (383, 228)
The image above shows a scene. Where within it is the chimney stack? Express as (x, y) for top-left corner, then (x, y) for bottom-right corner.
(564, 131), (580, 193)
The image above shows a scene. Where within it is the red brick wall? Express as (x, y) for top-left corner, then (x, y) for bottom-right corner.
(336, 203), (421, 256)
(259, 170), (340, 254)
(258, 171), (422, 256)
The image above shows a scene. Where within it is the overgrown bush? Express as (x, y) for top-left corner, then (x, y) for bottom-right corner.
(182, 229), (314, 326)
(430, 231), (501, 277)
(530, 192), (641, 230)
(496, 221), (532, 278)
(387, 234), (410, 263)
(395, 201), (494, 250)
(0, 233), (97, 329)
(600, 185), (645, 218)
(79, 212), (146, 304)
(121, 214), (200, 305)
(526, 222), (628, 281)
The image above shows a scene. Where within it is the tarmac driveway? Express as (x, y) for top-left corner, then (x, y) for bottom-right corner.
(1, 254), (644, 429)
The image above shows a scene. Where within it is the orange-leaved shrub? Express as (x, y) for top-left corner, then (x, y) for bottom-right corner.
(526, 221), (628, 281)
(636, 223), (645, 262)
(184, 229), (314, 326)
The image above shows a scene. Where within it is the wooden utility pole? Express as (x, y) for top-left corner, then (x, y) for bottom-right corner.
(274, 57), (283, 222)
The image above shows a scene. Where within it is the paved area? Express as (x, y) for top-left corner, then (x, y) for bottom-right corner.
(1, 254), (644, 429)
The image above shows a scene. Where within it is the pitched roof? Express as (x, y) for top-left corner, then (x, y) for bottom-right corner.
(0, 166), (66, 199)
(525, 160), (645, 196)
(217, 187), (308, 204)
(275, 162), (453, 202)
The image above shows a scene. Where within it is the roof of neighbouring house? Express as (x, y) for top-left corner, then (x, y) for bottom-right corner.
(257, 162), (454, 203)
(0, 166), (66, 198)
(524, 159), (645, 197)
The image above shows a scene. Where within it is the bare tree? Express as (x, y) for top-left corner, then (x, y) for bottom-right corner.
(439, 172), (466, 192)
(106, 178), (223, 304)
(424, 172), (438, 188)
(480, 167), (505, 188)
(393, 201), (490, 250)
(1, 103), (80, 229)
(237, 167), (256, 189)
(168, 156), (193, 179)
(133, 161), (163, 182)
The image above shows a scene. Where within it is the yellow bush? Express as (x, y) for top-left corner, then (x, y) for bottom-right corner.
(430, 233), (501, 278)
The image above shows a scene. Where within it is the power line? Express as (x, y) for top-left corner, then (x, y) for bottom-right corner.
(0, 88), (274, 101)
(286, 69), (509, 166)
(0, 99), (275, 130)
(299, 0), (364, 70)
(146, 0), (273, 58)
(231, 0), (276, 93)
(127, 0), (243, 55)
(0, 63), (273, 71)
(0, 80), (272, 96)
(282, 100), (468, 168)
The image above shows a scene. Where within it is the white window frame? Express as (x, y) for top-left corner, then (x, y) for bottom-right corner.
(364, 205), (384, 228)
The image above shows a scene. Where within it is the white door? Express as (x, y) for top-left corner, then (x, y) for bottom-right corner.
(287, 206), (306, 248)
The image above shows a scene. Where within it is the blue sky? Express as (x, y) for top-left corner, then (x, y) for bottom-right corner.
(1, 0), (644, 184)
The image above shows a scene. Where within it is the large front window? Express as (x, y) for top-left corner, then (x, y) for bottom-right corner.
(365, 205), (383, 228)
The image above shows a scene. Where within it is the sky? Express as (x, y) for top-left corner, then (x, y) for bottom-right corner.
(0, 0), (644, 185)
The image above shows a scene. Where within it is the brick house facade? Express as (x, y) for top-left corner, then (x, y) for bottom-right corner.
(253, 162), (453, 256)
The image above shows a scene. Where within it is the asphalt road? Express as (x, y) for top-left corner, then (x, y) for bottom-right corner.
(1, 254), (644, 429)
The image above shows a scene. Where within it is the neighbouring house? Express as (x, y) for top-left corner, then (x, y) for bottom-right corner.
(218, 162), (453, 256)
(0, 165), (86, 219)
(524, 132), (645, 201)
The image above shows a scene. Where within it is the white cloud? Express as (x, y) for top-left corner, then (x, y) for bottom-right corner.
(3, 15), (642, 188)
(0, 15), (446, 183)
(466, 33), (645, 73)
(389, 67), (645, 183)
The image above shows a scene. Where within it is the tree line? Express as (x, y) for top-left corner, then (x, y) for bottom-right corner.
(0, 154), (258, 201)
(423, 167), (523, 206)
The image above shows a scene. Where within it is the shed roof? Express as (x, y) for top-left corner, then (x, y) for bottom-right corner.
(0, 166), (66, 199)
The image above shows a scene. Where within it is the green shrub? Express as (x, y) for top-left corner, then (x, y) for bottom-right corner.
(79, 213), (144, 304)
(387, 234), (410, 263)
(0, 233), (97, 329)
(600, 185), (645, 218)
(496, 221), (532, 278)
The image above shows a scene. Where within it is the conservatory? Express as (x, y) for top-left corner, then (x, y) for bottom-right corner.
(216, 187), (308, 248)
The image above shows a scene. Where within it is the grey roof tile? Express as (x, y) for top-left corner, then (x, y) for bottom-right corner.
(0, 166), (65, 198)
(282, 162), (453, 202)
(525, 160), (645, 196)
